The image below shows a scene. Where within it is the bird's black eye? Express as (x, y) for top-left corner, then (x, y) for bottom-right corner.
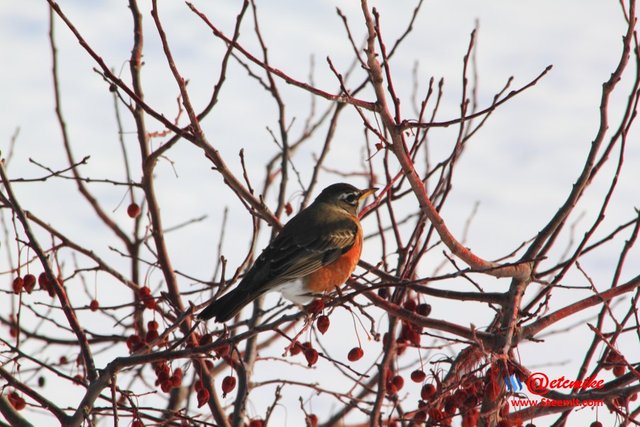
(343, 193), (358, 204)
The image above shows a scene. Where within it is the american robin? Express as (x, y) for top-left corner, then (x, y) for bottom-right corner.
(198, 183), (376, 322)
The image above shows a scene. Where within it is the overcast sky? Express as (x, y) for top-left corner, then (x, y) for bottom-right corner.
(1, 1), (638, 425)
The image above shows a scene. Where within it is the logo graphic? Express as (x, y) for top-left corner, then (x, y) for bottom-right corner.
(526, 372), (549, 395)
(504, 374), (523, 393)
(504, 372), (604, 396)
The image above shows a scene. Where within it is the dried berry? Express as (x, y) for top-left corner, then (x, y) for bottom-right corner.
(289, 342), (304, 355)
(306, 414), (318, 427)
(391, 375), (404, 391)
(23, 274), (36, 293)
(197, 388), (209, 407)
(89, 299), (99, 311)
(613, 365), (626, 377)
(403, 298), (417, 311)
(12, 277), (24, 294)
(316, 315), (330, 334)
(411, 369), (427, 383)
(416, 303), (431, 316)
(305, 299), (324, 314)
(221, 375), (236, 396)
(127, 202), (141, 218)
(347, 347), (364, 362)
(304, 348), (319, 367)
(421, 383), (436, 400)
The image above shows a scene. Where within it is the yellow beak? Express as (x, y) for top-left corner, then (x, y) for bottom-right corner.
(358, 187), (378, 200)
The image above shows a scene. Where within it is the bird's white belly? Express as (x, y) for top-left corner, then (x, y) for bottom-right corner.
(272, 279), (316, 305)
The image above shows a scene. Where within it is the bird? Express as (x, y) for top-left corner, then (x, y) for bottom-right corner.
(198, 183), (377, 322)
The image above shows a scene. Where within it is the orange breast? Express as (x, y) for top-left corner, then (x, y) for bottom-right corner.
(304, 226), (363, 294)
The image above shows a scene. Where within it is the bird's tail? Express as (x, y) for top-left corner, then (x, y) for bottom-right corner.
(198, 288), (254, 323)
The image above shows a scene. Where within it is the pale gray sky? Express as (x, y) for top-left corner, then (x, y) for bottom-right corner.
(1, 1), (638, 425)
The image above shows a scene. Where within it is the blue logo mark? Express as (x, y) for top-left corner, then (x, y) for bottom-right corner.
(504, 374), (523, 393)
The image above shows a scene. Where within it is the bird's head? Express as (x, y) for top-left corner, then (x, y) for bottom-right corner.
(314, 183), (377, 214)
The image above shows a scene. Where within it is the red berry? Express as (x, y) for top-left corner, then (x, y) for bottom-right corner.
(126, 334), (142, 352)
(613, 365), (626, 377)
(131, 420), (144, 427)
(127, 202), (141, 218)
(145, 329), (159, 343)
(221, 375), (236, 396)
(590, 422), (603, 427)
(147, 320), (159, 331)
(37, 272), (54, 296)
(160, 380), (172, 393)
(289, 342), (304, 355)
(390, 375), (404, 392)
(416, 303), (431, 316)
(403, 298), (417, 311)
(214, 344), (230, 358)
(248, 420), (265, 427)
(89, 299), (99, 311)
(306, 414), (318, 427)
(197, 388), (209, 407)
(304, 348), (319, 367)
(347, 347), (364, 362)
(496, 421), (512, 427)
(12, 277), (24, 294)
(411, 369), (427, 383)
(500, 402), (510, 417)
(306, 299), (324, 314)
(8, 392), (26, 411)
(284, 202), (293, 216)
(444, 397), (457, 415)
(413, 410), (427, 422)
(421, 383), (436, 400)
(316, 315), (330, 334)
(23, 274), (36, 293)
(199, 333), (213, 346)
(173, 368), (183, 380)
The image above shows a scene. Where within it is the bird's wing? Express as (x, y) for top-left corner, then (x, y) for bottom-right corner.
(239, 217), (358, 292)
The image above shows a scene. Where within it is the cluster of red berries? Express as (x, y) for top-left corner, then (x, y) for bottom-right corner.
(288, 341), (319, 367)
(126, 334), (144, 353)
(6, 391), (26, 410)
(126, 320), (165, 353)
(385, 372), (405, 395)
(603, 351), (628, 377)
(138, 286), (156, 310)
(11, 272), (56, 297)
(192, 333), (229, 372)
(12, 274), (35, 294)
(411, 375), (490, 426)
(153, 362), (182, 393)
